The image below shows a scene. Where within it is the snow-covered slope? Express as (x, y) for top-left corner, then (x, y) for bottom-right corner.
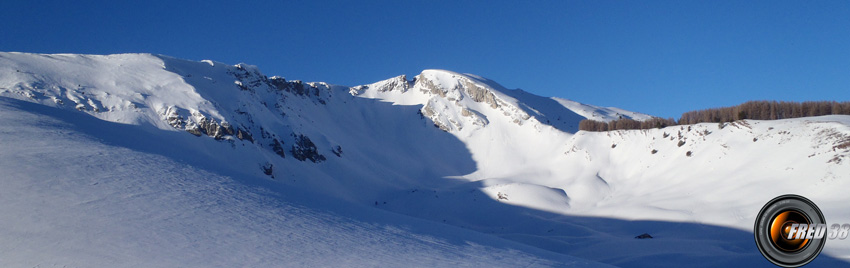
(0, 97), (602, 268)
(350, 69), (653, 191)
(2, 52), (849, 267)
(552, 97), (653, 122)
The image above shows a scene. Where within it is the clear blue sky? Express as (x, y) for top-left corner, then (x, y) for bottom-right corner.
(2, 0), (848, 118)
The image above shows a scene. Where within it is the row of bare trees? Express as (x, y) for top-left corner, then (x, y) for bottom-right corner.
(678, 101), (850, 124)
(578, 117), (677, 132)
(579, 101), (850, 132)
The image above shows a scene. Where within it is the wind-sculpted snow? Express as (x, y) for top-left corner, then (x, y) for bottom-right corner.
(2, 52), (850, 267)
(0, 97), (603, 267)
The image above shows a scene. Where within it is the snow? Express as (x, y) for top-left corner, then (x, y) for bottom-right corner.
(0, 97), (602, 268)
(552, 97), (653, 122)
(2, 52), (849, 267)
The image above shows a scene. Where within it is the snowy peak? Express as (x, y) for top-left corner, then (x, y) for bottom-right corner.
(413, 69), (529, 132)
(414, 69), (515, 108)
(351, 69), (651, 134)
(0, 52), (652, 187)
(4, 52), (850, 267)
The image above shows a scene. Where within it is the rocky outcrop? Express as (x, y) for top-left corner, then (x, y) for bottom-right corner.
(236, 128), (254, 143)
(415, 75), (447, 98)
(160, 106), (239, 140)
(375, 75), (410, 93)
(331, 145), (343, 157)
(228, 63), (330, 105)
(163, 106), (186, 129)
(422, 101), (450, 132)
(185, 113), (234, 140)
(460, 80), (500, 109)
(410, 71), (532, 132)
(271, 138), (286, 158)
(268, 76), (326, 100)
(635, 233), (653, 239)
(261, 162), (274, 178)
(291, 134), (326, 163)
(349, 75), (410, 95)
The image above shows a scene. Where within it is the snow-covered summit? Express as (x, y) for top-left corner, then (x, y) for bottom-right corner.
(352, 69), (651, 134)
(0, 53), (644, 143)
(3, 52), (850, 267)
(1, 52), (652, 203)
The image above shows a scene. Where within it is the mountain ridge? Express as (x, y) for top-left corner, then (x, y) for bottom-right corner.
(0, 52), (651, 195)
(2, 52), (850, 267)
